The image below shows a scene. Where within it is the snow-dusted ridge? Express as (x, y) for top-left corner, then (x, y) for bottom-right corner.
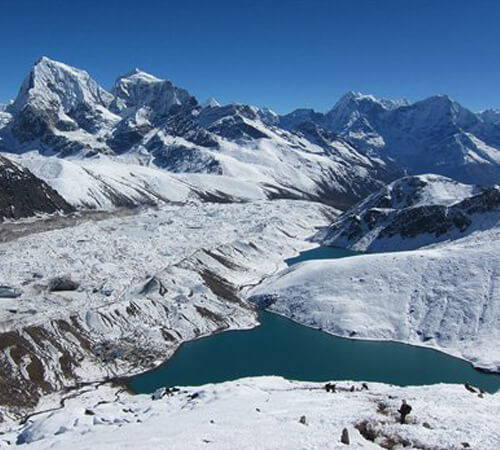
(319, 174), (499, 251)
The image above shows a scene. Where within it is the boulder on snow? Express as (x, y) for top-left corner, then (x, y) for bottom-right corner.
(464, 382), (477, 393)
(0, 285), (22, 298)
(48, 277), (79, 292)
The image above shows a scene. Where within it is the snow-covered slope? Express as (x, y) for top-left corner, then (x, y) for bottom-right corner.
(319, 174), (499, 251)
(250, 223), (500, 372)
(3, 377), (499, 449)
(281, 92), (500, 185)
(0, 200), (334, 415)
(0, 154), (74, 221)
(12, 153), (196, 208)
(10, 150), (355, 209)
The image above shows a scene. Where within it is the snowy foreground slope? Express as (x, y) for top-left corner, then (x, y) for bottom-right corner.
(2, 377), (499, 449)
(250, 226), (500, 372)
(0, 200), (334, 417)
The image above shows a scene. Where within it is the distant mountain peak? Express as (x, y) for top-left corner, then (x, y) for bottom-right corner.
(417, 94), (455, 107)
(479, 108), (500, 125)
(30, 56), (96, 85)
(111, 67), (197, 119)
(201, 97), (221, 108)
(118, 68), (163, 84)
(335, 91), (409, 111)
(35, 55), (65, 67)
(339, 91), (374, 101)
(4, 57), (117, 153)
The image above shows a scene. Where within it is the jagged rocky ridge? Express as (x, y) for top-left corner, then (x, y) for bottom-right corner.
(0, 154), (73, 221)
(319, 174), (500, 251)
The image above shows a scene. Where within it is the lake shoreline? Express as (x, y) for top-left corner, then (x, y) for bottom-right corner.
(128, 309), (500, 394)
(127, 246), (500, 394)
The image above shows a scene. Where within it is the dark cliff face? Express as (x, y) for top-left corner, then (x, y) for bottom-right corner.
(0, 155), (74, 221)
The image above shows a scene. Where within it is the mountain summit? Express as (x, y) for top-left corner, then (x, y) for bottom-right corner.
(111, 68), (197, 121)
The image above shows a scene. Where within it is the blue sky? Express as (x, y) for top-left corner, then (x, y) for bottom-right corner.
(0, 0), (499, 113)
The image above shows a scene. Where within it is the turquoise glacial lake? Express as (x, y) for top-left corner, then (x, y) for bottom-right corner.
(129, 247), (500, 394)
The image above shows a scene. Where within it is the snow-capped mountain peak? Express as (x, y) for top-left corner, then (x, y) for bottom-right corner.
(10, 56), (115, 114)
(333, 91), (409, 112)
(119, 67), (163, 83)
(279, 90), (500, 184)
(479, 108), (500, 125)
(111, 68), (197, 120)
(2, 57), (119, 154)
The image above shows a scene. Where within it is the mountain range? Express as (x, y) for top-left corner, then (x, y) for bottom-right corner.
(281, 92), (500, 185)
(0, 57), (498, 220)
